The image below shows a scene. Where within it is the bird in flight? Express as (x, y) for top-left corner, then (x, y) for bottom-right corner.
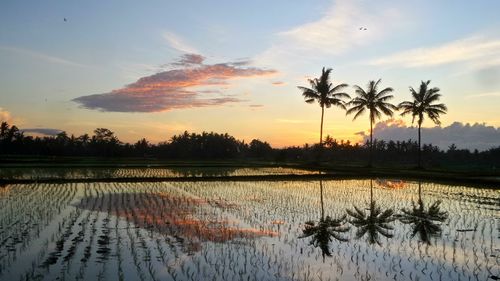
(359, 27), (367, 30)
(64, 18), (67, 22)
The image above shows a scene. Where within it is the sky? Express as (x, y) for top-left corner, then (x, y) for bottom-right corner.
(1, 0), (500, 150)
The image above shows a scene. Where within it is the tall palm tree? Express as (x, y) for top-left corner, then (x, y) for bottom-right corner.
(346, 180), (395, 245)
(298, 67), (349, 151)
(347, 79), (397, 166)
(300, 178), (349, 260)
(398, 80), (447, 168)
(399, 182), (448, 244)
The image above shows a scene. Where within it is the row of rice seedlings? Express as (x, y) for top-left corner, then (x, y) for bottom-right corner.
(168, 180), (498, 281)
(1, 179), (497, 280)
(0, 166), (317, 181)
(0, 183), (78, 274)
(12, 183), (101, 281)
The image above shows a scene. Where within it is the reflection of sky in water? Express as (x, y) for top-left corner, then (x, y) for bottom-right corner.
(0, 179), (498, 281)
(0, 166), (317, 180)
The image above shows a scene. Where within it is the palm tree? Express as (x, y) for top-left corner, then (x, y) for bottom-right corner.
(346, 180), (395, 245)
(398, 80), (447, 168)
(298, 67), (349, 152)
(347, 79), (397, 166)
(399, 182), (448, 244)
(300, 179), (349, 260)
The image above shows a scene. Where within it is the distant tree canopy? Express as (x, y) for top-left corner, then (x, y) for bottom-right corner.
(1, 121), (499, 170)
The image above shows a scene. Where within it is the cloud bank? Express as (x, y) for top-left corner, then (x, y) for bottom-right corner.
(73, 54), (277, 112)
(358, 119), (500, 151)
(21, 128), (64, 136)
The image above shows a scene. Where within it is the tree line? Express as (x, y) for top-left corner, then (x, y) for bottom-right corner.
(1, 120), (499, 170)
(1, 66), (499, 169)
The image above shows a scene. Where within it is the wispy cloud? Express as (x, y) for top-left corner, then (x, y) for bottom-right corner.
(0, 46), (86, 67)
(465, 92), (500, 99)
(256, 0), (403, 67)
(275, 119), (313, 124)
(369, 35), (500, 68)
(163, 32), (199, 54)
(73, 54), (277, 112)
(271, 81), (285, 86)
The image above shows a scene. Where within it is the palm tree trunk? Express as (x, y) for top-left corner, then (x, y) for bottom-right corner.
(369, 119), (373, 167)
(418, 123), (421, 168)
(319, 105), (324, 147)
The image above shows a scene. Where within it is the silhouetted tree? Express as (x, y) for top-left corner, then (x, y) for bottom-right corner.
(347, 79), (397, 166)
(398, 80), (447, 168)
(248, 139), (273, 158)
(298, 67), (349, 155)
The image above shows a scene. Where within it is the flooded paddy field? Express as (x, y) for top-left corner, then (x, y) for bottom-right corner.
(0, 166), (315, 181)
(0, 177), (498, 280)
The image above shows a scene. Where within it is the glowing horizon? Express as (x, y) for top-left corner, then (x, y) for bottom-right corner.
(1, 0), (500, 150)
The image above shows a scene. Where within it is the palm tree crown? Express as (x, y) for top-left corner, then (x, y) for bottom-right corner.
(399, 80), (447, 127)
(298, 67), (349, 148)
(398, 80), (447, 167)
(347, 79), (397, 166)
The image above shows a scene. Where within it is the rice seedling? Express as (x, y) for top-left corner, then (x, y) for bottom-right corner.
(0, 174), (497, 280)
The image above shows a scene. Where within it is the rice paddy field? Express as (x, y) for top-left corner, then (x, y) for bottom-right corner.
(0, 166), (316, 180)
(0, 170), (498, 281)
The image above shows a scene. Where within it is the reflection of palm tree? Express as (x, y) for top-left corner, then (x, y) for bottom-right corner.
(398, 80), (447, 168)
(300, 179), (349, 259)
(298, 67), (349, 151)
(399, 182), (448, 244)
(347, 79), (397, 166)
(346, 180), (394, 245)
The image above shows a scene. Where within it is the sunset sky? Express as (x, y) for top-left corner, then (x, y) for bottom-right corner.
(1, 0), (500, 149)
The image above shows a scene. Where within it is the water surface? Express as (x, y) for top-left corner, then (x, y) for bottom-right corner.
(0, 178), (498, 280)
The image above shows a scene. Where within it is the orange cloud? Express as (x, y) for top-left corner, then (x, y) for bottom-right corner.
(73, 54), (277, 112)
(272, 81), (285, 86)
(0, 107), (12, 123)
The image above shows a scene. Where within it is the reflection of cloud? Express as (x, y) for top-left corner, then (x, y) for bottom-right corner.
(0, 108), (12, 123)
(76, 192), (277, 253)
(375, 179), (406, 189)
(362, 119), (500, 151)
(0, 46), (86, 67)
(20, 128), (64, 136)
(369, 35), (500, 69)
(73, 54), (277, 112)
